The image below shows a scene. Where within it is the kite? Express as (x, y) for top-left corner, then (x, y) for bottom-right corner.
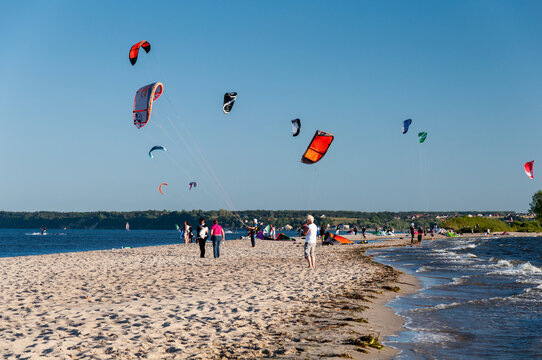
(129, 41), (151, 66)
(148, 145), (166, 158)
(158, 183), (168, 195)
(402, 119), (412, 134)
(291, 119), (301, 137)
(223, 92), (237, 114)
(301, 130), (334, 164)
(525, 161), (535, 179)
(133, 82), (163, 129)
(189, 182), (197, 190)
(418, 131), (428, 143)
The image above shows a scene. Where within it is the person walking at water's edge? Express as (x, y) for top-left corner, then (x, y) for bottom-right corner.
(409, 224), (415, 245)
(417, 226), (424, 246)
(196, 217), (209, 258)
(303, 215), (317, 269)
(211, 220), (225, 258)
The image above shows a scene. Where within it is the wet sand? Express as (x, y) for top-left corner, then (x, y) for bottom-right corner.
(0, 238), (419, 359)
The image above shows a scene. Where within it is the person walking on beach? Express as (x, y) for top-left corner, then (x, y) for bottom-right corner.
(196, 218), (209, 258)
(183, 221), (190, 244)
(409, 224), (415, 244)
(353, 225), (358, 236)
(361, 226), (366, 239)
(417, 226), (424, 245)
(303, 215), (318, 269)
(211, 219), (225, 258)
(247, 221), (257, 247)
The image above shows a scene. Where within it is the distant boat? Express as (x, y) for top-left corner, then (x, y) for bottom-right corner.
(224, 229), (233, 234)
(126, 222), (130, 231)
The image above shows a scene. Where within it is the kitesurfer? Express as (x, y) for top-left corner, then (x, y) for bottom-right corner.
(196, 218), (209, 258)
(211, 220), (225, 258)
(303, 215), (317, 269)
(41, 227), (47, 235)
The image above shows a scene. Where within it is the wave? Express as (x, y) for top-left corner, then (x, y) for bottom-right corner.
(488, 260), (542, 277)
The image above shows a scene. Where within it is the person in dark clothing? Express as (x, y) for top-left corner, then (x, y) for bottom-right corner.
(361, 226), (366, 239)
(409, 224), (415, 244)
(319, 224), (326, 241)
(196, 218), (209, 258)
(353, 225), (358, 236)
(417, 226), (424, 245)
(247, 223), (258, 247)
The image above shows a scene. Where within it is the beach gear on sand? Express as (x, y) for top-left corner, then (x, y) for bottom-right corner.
(133, 82), (163, 129)
(129, 40), (151, 65)
(322, 232), (353, 245)
(301, 130), (334, 164)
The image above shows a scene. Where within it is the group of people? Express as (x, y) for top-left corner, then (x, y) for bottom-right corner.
(181, 218), (226, 259)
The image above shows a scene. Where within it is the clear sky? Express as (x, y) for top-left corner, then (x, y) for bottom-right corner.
(1, 0), (542, 212)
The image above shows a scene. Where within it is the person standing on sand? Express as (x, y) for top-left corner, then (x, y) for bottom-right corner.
(409, 224), (415, 244)
(183, 221), (190, 244)
(247, 221), (258, 247)
(303, 215), (318, 269)
(417, 226), (424, 245)
(211, 220), (225, 258)
(196, 218), (209, 258)
(361, 226), (366, 239)
(353, 225), (358, 236)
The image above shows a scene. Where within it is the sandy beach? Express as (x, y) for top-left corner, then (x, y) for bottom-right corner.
(0, 238), (420, 359)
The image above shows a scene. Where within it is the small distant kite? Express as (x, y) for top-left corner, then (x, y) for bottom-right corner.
(402, 119), (412, 134)
(525, 161), (535, 179)
(223, 92), (237, 114)
(189, 182), (197, 190)
(148, 145), (166, 158)
(418, 131), (428, 143)
(301, 130), (334, 164)
(291, 119), (301, 137)
(129, 41), (151, 66)
(159, 183), (168, 195)
(133, 82), (163, 129)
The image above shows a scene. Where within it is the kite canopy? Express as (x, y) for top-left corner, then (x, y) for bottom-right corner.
(189, 181), (197, 190)
(301, 130), (334, 164)
(158, 182), (168, 194)
(402, 119), (412, 134)
(291, 118), (301, 137)
(525, 161), (535, 179)
(323, 232), (353, 245)
(418, 131), (428, 143)
(133, 82), (163, 129)
(223, 92), (237, 114)
(129, 41), (151, 66)
(148, 145), (166, 158)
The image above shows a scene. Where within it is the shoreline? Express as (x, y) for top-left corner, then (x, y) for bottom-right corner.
(0, 237), (452, 359)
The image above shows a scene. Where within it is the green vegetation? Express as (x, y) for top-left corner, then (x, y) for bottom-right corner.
(530, 190), (542, 219)
(442, 216), (510, 233)
(0, 210), (527, 231)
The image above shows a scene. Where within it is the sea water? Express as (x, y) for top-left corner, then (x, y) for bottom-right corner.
(369, 237), (542, 359)
(0, 229), (299, 258)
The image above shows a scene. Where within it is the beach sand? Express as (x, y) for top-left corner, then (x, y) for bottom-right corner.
(0, 238), (419, 359)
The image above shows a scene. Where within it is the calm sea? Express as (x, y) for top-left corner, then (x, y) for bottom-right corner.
(370, 236), (542, 359)
(0, 228), (298, 258)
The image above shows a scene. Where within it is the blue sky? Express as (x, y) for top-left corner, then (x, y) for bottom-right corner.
(1, 0), (542, 212)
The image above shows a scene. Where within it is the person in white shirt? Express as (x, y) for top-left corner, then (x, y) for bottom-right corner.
(303, 215), (318, 269)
